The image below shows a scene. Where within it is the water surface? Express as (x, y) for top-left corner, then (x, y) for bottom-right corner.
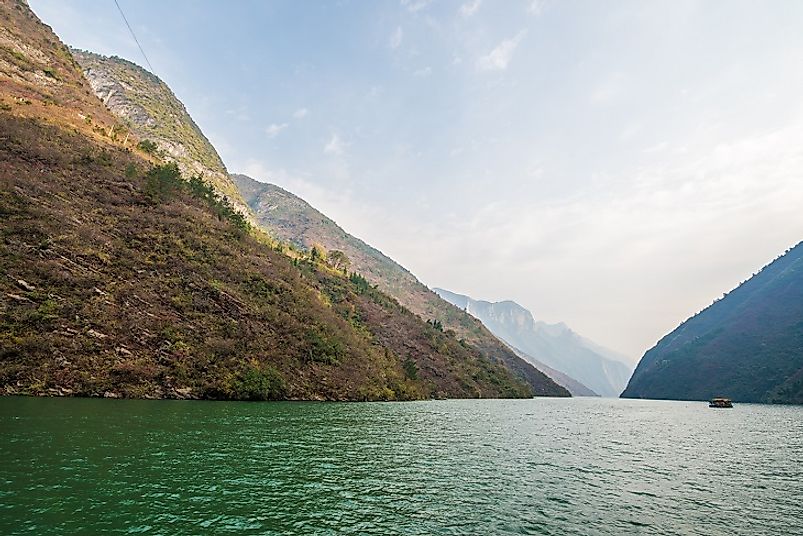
(1, 397), (801, 535)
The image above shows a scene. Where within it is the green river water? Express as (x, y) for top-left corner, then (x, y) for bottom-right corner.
(1, 396), (801, 535)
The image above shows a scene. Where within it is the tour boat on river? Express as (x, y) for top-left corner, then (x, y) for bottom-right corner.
(709, 398), (733, 408)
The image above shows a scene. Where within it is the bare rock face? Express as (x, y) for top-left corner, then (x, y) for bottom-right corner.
(82, 66), (154, 128)
(71, 49), (253, 221)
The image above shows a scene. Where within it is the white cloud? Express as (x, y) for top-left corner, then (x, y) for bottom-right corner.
(527, 0), (544, 16)
(477, 31), (527, 71)
(293, 108), (309, 119)
(590, 73), (628, 104)
(225, 106), (250, 122)
(324, 133), (346, 156)
(389, 26), (403, 50)
(401, 0), (432, 13)
(413, 66), (432, 77)
(643, 141), (669, 154)
(459, 0), (482, 17)
(398, 119), (803, 356)
(265, 123), (288, 138)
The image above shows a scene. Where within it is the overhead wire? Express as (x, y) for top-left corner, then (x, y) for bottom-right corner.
(112, 0), (155, 73)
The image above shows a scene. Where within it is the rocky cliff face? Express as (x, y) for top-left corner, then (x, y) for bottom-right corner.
(71, 49), (251, 219)
(434, 288), (634, 397)
(622, 242), (803, 404)
(231, 173), (570, 397)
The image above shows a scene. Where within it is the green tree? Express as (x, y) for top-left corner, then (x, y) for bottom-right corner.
(427, 319), (444, 332)
(310, 245), (322, 263)
(349, 272), (370, 293)
(402, 357), (419, 380)
(327, 250), (351, 272)
(137, 139), (158, 154)
(144, 162), (182, 202)
(234, 363), (287, 400)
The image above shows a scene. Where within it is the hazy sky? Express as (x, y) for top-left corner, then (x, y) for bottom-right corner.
(30, 0), (803, 358)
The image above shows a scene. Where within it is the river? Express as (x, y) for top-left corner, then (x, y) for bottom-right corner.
(1, 396), (801, 535)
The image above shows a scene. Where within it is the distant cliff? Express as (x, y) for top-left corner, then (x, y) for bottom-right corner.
(434, 289), (633, 397)
(622, 242), (803, 404)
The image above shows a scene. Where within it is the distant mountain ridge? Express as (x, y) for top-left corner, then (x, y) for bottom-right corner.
(434, 288), (634, 397)
(622, 242), (803, 404)
(231, 174), (569, 396)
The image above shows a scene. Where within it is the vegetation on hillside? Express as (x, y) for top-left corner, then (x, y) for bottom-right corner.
(0, 0), (567, 400)
(231, 174), (568, 395)
(0, 0), (123, 140)
(621, 242), (803, 404)
(0, 114), (539, 400)
(70, 49), (249, 214)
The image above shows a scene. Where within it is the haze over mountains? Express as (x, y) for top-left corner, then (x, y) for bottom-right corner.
(231, 173), (565, 395)
(622, 242), (803, 404)
(26, 0), (803, 385)
(434, 289), (634, 397)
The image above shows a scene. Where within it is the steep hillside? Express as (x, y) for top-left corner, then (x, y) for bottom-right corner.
(0, 0), (123, 140)
(622, 242), (803, 404)
(232, 173), (569, 396)
(71, 49), (250, 217)
(0, 0), (548, 401)
(509, 346), (598, 397)
(435, 288), (633, 397)
(1, 116), (539, 400)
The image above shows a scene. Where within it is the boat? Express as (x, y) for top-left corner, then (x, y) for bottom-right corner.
(709, 397), (733, 408)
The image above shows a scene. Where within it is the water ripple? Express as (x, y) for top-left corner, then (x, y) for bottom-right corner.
(1, 397), (801, 535)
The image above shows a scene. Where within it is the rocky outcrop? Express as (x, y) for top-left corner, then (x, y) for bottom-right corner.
(72, 49), (252, 221)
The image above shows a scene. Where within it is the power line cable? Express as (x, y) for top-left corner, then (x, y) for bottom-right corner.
(112, 0), (155, 73)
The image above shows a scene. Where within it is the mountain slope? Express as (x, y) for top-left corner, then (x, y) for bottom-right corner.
(71, 49), (250, 218)
(0, 0), (539, 401)
(0, 0), (122, 139)
(508, 346), (598, 397)
(434, 288), (633, 397)
(621, 242), (803, 404)
(231, 174), (569, 396)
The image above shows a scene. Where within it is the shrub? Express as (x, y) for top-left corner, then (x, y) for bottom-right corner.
(427, 319), (444, 332)
(327, 250), (350, 272)
(349, 272), (370, 294)
(137, 139), (158, 154)
(305, 329), (344, 364)
(402, 357), (419, 380)
(234, 364), (286, 400)
(144, 162), (182, 202)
